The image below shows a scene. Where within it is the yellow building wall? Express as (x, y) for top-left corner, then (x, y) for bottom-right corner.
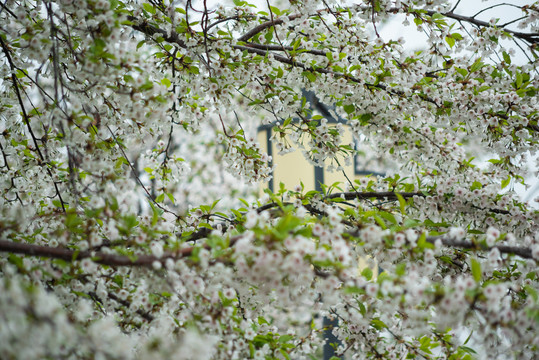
(273, 146), (316, 191)
(258, 125), (378, 278)
(257, 125), (357, 192)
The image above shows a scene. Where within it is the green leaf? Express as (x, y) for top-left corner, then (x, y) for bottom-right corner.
(279, 349), (291, 360)
(161, 78), (171, 88)
(302, 71), (316, 82)
(459, 345), (477, 354)
(373, 215), (387, 229)
(395, 192), (406, 215)
(273, 213), (302, 240)
(445, 35), (455, 48)
(264, 26), (274, 43)
(143, 3), (156, 15)
(278, 335), (294, 343)
(463, 330), (473, 345)
(477, 85), (490, 92)
(468, 229), (484, 235)
(210, 199), (220, 211)
(501, 176), (510, 189)
(456, 68), (468, 77)
(359, 113), (372, 122)
(378, 211), (397, 225)
(343, 104), (355, 114)
(403, 218), (420, 228)
(370, 318), (387, 330)
(122, 215), (139, 230)
(269, 6), (281, 16)
(502, 51), (511, 65)
(356, 302), (367, 317)
(198, 222), (213, 230)
(471, 258), (481, 282)
(282, 117), (292, 127)
(395, 262), (406, 276)
(470, 181), (482, 191)
(431, 12), (444, 20)
(8, 254), (24, 269)
(65, 210), (84, 233)
(524, 285), (537, 302)
(361, 267), (373, 281)
(470, 58), (484, 73)
(343, 286), (363, 294)
(416, 232), (433, 249)
(516, 72), (523, 89)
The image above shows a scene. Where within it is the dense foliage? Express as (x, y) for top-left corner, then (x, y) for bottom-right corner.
(1, 0), (538, 359)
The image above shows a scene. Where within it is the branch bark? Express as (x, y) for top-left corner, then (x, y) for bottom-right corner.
(0, 239), (211, 267)
(422, 9), (539, 45)
(1, 229), (533, 267)
(427, 236), (534, 260)
(128, 15), (187, 49)
(327, 191), (424, 201)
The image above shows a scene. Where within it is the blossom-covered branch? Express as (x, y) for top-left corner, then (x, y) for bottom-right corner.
(1, 1), (538, 359)
(238, 4), (539, 45)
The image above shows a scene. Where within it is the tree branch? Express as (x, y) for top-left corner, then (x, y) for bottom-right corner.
(0, 240), (191, 267)
(426, 9), (539, 45)
(327, 191), (424, 201)
(236, 5), (538, 45)
(0, 36), (67, 212)
(0, 232), (246, 267)
(238, 15), (298, 42)
(427, 236), (534, 260)
(128, 16), (187, 48)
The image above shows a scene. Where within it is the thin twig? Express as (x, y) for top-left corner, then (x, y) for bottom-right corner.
(106, 126), (180, 219)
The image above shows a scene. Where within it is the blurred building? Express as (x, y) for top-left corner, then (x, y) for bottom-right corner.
(257, 91), (385, 193)
(257, 92), (381, 360)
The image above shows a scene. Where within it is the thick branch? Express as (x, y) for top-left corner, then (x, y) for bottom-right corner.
(237, 6), (538, 45)
(238, 13), (304, 42)
(128, 16), (187, 48)
(424, 9), (539, 45)
(232, 43), (402, 97)
(0, 240), (196, 267)
(123, 16), (432, 107)
(127, 15), (538, 134)
(0, 226), (534, 270)
(427, 236), (534, 260)
(256, 190), (421, 214)
(241, 42), (327, 57)
(327, 191), (424, 201)
(358, 5), (539, 45)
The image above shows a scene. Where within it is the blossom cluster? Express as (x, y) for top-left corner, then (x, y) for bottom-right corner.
(0, 0), (538, 360)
